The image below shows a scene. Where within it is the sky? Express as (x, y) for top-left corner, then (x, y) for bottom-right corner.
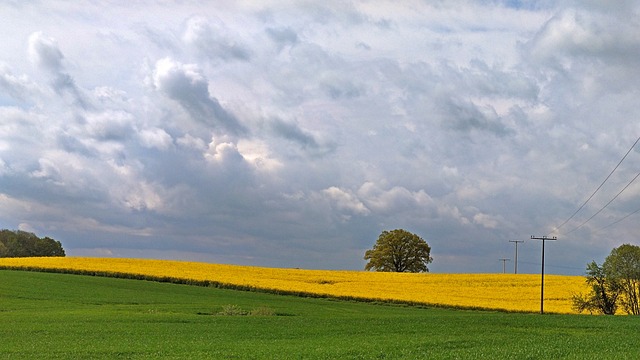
(1, 1), (640, 274)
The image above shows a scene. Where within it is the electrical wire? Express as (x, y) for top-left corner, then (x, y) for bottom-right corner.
(593, 206), (640, 234)
(517, 260), (585, 271)
(563, 170), (640, 235)
(548, 135), (640, 236)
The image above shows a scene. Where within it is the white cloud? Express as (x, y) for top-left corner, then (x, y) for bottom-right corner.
(237, 139), (283, 172)
(529, 8), (640, 64)
(323, 186), (370, 216)
(120, 181), (164, 212)
(139, 127), (173, 150)
(177, 134), (207, 151)
(357, 182), (434, 215)
(0, 64), (47, 104)
(204, 139), (245, 165)
(472, 212), (501, 229)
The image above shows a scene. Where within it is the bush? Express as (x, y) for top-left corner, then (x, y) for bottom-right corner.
(218, 304), (248, 316)
(250, 306), (276, 316)
(573, 244), (640, 315)
(217, 304), (276, 316)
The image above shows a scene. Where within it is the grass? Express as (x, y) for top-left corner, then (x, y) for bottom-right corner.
(0, 270), (638, 359)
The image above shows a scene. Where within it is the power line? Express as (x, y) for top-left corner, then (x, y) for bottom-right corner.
(593, 206), (640, 234)
(563, 170), (640, 235)
(548, 136), (640, 236)
(517, 260), (584, 271)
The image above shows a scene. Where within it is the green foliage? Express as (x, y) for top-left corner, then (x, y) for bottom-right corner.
(574, 244), (640, 315)
(249, 306), (276, 316)
(2, 270), (640, 359)
(364, 229), (432, 272)
(572, 261), (619, 315)
(603, 243), (640, 315)
(0, 229), (65, 257)
(218, 304), (249, 316)
(216, 304), (277, 316)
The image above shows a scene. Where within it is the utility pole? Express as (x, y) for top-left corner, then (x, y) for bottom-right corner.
(499, 258), (510, 273)
(509, 240), (524, 274)
(530, 235), (557, 314)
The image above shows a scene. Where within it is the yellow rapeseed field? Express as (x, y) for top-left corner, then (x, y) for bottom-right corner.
(0, 257), (588, 314)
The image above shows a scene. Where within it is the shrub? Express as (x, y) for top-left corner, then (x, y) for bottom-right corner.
(218, 304), (248, 316)
(217, 304), (277, 316)
(250, 306), (276, 316)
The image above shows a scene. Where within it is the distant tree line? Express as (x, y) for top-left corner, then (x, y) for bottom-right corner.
(0, 229), (65, 257)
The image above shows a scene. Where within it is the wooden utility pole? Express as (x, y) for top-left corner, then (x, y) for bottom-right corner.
(509, 240), (524, 274)
(530, 235), (557, 314)
(499, 258), (510, 273)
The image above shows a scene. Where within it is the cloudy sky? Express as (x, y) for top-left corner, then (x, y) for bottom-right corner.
(1, 1), (640, 274)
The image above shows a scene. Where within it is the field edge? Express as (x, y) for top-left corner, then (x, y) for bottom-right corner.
(0, 264), (547, 315)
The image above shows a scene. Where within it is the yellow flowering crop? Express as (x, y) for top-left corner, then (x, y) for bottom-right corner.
(0, 257), (588, 314)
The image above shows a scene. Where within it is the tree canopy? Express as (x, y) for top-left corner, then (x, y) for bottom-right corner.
(0, 229), (65, 258)
(573, 243), (640, 315)
(571, 261), (620, 315)
(603, 244), (640, 315)
(364, 229), (432, 273)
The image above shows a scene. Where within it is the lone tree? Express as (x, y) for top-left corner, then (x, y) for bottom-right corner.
(603, 244), (640, 315)
(572, 243), (640, 315)
(571, 261), (620, 315)
(364, 229), (432, 273)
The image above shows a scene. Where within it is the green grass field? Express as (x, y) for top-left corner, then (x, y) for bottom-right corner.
(0, 270), (638, 359)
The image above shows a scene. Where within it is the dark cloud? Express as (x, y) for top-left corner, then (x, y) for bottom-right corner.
(183, 16), (251, 61)
(320, 75), (363, 99)
(153, 58), (248, 136)
(265, 116), (338, 159)
(266, 26), (298, 50)
(269, 118), (320, 149)
(84, 111), (135, 142)
(439, 96), (513, 137)
(28, 32), (91, 109)
(28, 32), (64, 72)
(139, 26), (180, 51)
